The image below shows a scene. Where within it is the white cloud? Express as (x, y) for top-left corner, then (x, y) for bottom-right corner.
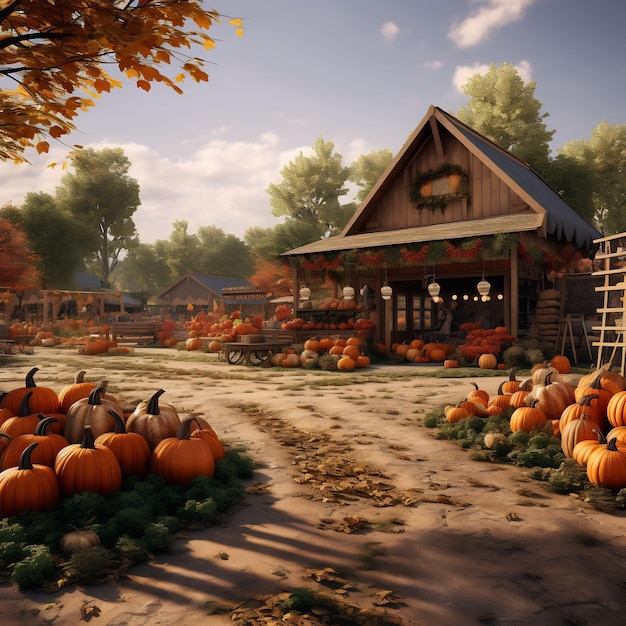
(452, 60), (533, 92)
(0, 134), (343, 244)
(381, 21), (400, 43)
(448, 0), (535, 48)
(425, 60), (444, 70)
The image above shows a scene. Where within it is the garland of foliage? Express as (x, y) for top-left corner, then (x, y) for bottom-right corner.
(293, 234), (580, 278)
(409, 163), (469, 212)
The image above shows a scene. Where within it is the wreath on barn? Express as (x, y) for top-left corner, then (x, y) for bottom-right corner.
(409, 163), (469, 212)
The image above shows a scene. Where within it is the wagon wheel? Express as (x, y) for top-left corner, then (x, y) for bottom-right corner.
(247, 350), (270, 365)
(227, 349), (245, 365)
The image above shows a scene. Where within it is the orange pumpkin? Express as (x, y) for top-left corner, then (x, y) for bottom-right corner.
(429, 348), (447, 362)
(467, 382), (489, 405)
(586, 437), (626, 489)
(498, 368), (521, 395)
(355, 355), (371, 368)
(54, 425), (122, 498)
(95, 410), (151, 478)
(58, 370), (96, 414)
(150, 419), (215, 486)
(0, 442), (60, 518)
(510, 401), (547, 433)
(342, 344), (360, 360)
(551, 355), (571, 374)
(337, 356), (356, 371)
(575, 372), (613, 420)
(478, 353), (497, 369)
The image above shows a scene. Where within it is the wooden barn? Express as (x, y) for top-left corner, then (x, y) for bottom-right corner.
(155, 272), (269, 319)
(283, 105), (602, 350)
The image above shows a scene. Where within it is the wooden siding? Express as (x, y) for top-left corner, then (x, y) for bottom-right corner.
(359, 127), (528, 235)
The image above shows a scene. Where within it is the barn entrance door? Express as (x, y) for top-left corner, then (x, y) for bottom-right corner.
(390, 283), (436, 346)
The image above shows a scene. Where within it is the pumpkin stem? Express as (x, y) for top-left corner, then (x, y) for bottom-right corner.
(18, 441), (39, 470)
(579, 394), (597, 408)
(34, 415), (59, 436)
(18, 390), (34, 417)
(24, 367), (39, 388)
(175, 418), (194, 440)
(87, 386), (103, 406)
(75, 370), (87, 384)
(147, 389), (166, 415)
(107, 409), (127, 434)
(592, 428), (607, 444)
(509, 367), (517, 381)
(81, 425), (96, 449)
(607, 437), (620, 452)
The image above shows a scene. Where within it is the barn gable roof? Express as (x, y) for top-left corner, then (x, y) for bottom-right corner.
(156, 272), (255, 300)
(284, 105), (601, 256)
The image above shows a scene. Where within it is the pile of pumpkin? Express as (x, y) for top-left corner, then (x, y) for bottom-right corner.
(184, 312), (264, 351)
(391, 339), (455, 364)
(444, 356), (626, 490)
(0, 368), (225, 520)
(270, 336), (371, 370)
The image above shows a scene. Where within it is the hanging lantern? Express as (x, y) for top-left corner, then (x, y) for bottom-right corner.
(477, 278), (491, 297)
(381, 283), (393, 300)
(299, 286), (311, 301)
(427, 280), (441, 298)
(342, 286), (355, 300)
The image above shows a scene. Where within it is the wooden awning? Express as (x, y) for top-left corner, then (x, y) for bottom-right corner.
(282, 213), (544, 256)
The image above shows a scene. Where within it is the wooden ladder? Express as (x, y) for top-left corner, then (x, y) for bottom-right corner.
(591, 233), (626, 376)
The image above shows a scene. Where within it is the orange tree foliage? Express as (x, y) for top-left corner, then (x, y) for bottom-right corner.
(0, 0), (243, 163)
(247, 258), (293, 298)
(0, 218), (40, 290)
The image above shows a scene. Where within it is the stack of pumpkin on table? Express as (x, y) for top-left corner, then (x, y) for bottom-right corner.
(444, 356), (626, 490)
(0, 368), (225, 519)
(391, 339), (456, 365)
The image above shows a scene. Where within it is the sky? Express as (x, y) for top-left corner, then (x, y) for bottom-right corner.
(1, 0), (625, 244)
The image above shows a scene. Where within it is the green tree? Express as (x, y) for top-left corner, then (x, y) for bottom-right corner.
(16, 192), (86, 288)
(159, 220), (201, 279)
(196, 226), (252, 277)
(266, 136), (353, 243)
(542, 154), (596, 224)
(112, 242), (172, 302)
(55, 147), (140, 286)
(456, 63), (555, 173)
(559, 121), (626, 234)
(349, 149), (394, 203)
(244, 221), (323, 261)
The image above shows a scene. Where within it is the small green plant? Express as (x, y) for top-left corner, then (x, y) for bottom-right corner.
(11, 545), (56, 589)
(63, 545), (117, 584)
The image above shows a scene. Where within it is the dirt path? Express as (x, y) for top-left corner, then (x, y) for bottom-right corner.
(0, 348), (625, 625)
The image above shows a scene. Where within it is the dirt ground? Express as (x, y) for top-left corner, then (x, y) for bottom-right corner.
(0, 346), (625, 625)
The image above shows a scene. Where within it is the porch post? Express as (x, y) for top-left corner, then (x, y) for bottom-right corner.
(510, 246), (519, 334)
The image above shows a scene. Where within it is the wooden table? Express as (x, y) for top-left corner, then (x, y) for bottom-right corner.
(220, 341), (288, 365)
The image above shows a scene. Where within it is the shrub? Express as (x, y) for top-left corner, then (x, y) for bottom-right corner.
(12, 545), (55, 589)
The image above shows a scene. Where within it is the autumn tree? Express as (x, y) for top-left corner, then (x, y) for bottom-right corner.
(559, 121), (626, 234)
(266, 136), (354, 244)
(246, 258), (293, 298)
(0, 0), (243, 162)
(55, 147), (140, 287)
(456, 63), (554, 174)
(0, 218), (40, 292)
(349, 149), (394, 203)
